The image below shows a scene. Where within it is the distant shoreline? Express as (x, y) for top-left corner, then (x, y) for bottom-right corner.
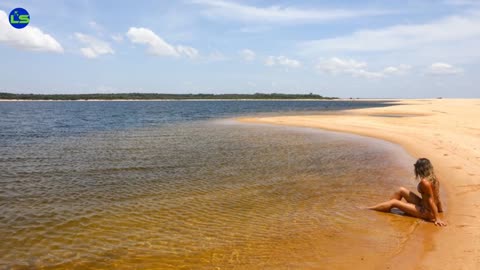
(0, 92), (337, 101)
(0, 98), (366, 102)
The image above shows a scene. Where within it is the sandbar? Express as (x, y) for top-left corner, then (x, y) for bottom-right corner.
(238, 99), (480, 269)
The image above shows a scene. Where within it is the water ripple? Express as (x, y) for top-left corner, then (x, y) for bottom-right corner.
(0, 120), (416, 269)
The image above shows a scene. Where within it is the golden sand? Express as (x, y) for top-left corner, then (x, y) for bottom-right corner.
(239, 99), (480, 269)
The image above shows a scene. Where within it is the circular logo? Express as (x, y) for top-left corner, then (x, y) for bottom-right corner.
(9, 8), (30, 29)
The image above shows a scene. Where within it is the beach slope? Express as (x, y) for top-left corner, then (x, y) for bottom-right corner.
(239, 99), (480, 269)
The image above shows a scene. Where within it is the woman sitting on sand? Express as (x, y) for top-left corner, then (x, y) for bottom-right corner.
(369, 158), (447, 226)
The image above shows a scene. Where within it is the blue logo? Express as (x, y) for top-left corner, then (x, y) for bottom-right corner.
(9, 8), (30, 29)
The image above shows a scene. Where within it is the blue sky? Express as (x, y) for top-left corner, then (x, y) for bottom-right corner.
(1, 0), (479, 98)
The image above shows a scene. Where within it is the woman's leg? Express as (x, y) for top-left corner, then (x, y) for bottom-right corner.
(368, 199), (397, 212)
(391, 187), (422, 205)
(368, 199), (427, 219)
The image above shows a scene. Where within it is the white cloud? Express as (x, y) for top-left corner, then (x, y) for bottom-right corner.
(276, 56), (301, 68)
(301, 13), (480, 53)
(315, 57), (410, 79)
(265, 55), (301, 68)
(74, 33), (114, 59)
(316, 57), (367, 74)
(192, 0), (390, 24)
(126, 27), (177, 56)
(240, 49), (255, 61)
(352, 70), (384, 79)
(111, 34), (124, 42)
(382, 64), (411, 75)
(126, 27), (198, 58)
(176, 45), (199, 59)
(0, 10), (63, 53)
(426, 62), (463, 75)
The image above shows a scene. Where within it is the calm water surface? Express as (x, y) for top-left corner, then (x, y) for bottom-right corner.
(0, 101), (419, 269)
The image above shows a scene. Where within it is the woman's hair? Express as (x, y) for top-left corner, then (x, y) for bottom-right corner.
(414, 158), (437, 183)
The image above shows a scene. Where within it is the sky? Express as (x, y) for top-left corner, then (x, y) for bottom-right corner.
(0, 0), (479, 98)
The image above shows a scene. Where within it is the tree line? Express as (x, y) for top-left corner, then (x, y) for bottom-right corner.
(0, 92), (336, 100)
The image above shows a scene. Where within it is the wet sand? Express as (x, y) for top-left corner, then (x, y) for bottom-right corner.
(239, 99), (480, 269)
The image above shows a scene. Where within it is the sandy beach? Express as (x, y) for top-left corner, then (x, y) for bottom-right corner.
(239, 99), (480, 269)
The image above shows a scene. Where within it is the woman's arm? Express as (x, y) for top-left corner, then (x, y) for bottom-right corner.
(437, 198), (444, 213)
(436, 181), (443, 212)
(422, 180), (447, 226)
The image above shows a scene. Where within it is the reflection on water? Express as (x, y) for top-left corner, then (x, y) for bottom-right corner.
(0, 120), (417, 269)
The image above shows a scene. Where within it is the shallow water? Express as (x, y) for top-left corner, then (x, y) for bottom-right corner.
(0, 100), (392, 146)
(0, 115), (419, 269)
(0, 122), (416, 269)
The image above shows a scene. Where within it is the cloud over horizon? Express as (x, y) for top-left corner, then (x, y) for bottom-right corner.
(301, 12), (480, 54)
(192, 0), (391, 24)
(0, 10), (63, 53)
(126, 27), (198, 58)
(265, 55), (301, 68)
(240, 49), (255, 61)
(427, 62), (463, 75)
(75, 33), (114, 59)
(315, 57), (411, 79)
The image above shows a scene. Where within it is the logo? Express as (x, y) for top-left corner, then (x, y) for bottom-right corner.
(9, 8), (30, 29)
